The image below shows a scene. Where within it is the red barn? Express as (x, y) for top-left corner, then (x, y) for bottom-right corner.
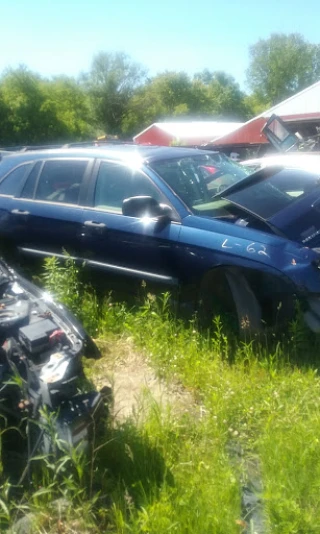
(133, 121), (243, 146)
(210, 81), (320, 157)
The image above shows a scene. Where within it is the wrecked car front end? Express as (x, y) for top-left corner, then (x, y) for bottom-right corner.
(0, 259), (104, 461)
(208, 164), (320, 333)
(272, 242), (320, 333)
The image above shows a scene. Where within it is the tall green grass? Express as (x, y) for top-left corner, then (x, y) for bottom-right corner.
(1, 256), (320, 532)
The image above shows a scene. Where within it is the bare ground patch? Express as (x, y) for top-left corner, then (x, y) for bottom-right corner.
(87, 337), (195, 421)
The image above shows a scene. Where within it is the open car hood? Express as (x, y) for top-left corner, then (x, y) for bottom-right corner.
(213, 166), (320, 247)
(266, 190), (320, 247)
(220, 186), (320, 247)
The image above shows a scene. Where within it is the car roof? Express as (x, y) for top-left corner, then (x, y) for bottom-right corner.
(0, 150), (13, 157)
(0, 145), (216, 167)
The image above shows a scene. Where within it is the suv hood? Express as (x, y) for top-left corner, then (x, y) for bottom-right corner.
(214, 166), (320, 247)
(266, 190), (320, 247)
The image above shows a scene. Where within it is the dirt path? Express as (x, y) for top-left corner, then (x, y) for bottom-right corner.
(89, 338), (194, 421)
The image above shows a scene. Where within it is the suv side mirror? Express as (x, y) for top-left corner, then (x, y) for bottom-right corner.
(122, 196), (172, 219)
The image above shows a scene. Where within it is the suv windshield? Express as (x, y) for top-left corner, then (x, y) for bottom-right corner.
(150, 153), (249, 208)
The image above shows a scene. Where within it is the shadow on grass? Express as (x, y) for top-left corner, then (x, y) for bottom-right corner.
(251, 322), (320, 371)
(93, 419), (174, 508)
(1, 426), (27, 484)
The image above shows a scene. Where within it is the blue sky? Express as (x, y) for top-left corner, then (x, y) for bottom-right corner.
(1, 0), (320, 90)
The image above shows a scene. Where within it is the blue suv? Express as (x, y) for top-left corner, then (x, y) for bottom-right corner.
(1, 145), (320, 333)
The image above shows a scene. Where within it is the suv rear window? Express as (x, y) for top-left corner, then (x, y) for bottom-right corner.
(0, 163), (32, 196)
(34, 160), (88, 204)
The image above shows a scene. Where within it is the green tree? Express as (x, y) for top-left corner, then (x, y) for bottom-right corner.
(0, 66), (52, 144)
(121, 83), (166, 136)
(247, 33), (320, 106)
(148, 72), (195, 115)
(0, 90), (12, 145)
(196, 70), (251, 119)
(0, 67), (94, 145)
(122, 71), (205, 136)
(243, 93), (266, 117)
(83, 51), (146, 135)
(41, 76), (93, 140)
(122, 69), (250, 136)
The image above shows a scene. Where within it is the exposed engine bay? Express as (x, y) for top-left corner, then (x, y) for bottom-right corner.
(0, 259), (104, 472)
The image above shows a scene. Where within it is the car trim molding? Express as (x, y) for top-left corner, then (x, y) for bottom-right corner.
(18, 247), (178, 285)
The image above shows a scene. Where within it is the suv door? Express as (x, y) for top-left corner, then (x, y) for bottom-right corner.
(11, 158), (93, 260)
(0, 162), (34, 244)
(80, 160), (181, 285)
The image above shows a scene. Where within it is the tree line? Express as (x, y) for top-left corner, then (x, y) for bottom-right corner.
(1, 33), (320, 146)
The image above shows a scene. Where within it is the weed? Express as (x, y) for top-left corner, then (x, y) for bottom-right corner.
(3, 258), (320, 532)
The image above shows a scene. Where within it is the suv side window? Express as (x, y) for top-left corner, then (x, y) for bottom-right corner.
(94, 162), (165, 212)
(34, 160), (88, 205)
(0, 163), (32, 196)
(21, 161), (42, 199)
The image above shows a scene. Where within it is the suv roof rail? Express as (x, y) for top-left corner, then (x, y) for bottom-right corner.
(62, 140), (134, 148)
(0, 145), (63, 151)
(20, 145), (63, 151)
(0, 139), (135, 152)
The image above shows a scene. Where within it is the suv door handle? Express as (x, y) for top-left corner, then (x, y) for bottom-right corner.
(11, 209), (30, 215)
(84, 220), (106, 228)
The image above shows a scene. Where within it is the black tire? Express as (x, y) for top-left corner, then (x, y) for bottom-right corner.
(198, 268), (262, 335)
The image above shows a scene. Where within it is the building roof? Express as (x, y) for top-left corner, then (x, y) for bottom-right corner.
(134, 121), (243, 142)
(259, 80), (320, 119)
(212, 80), (320, 147)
